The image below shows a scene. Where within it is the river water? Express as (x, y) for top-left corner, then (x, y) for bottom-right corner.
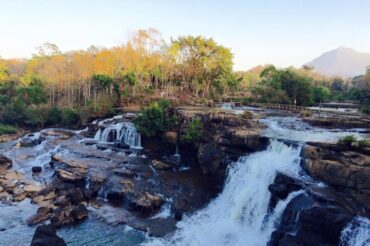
(0, 109), (369, 246)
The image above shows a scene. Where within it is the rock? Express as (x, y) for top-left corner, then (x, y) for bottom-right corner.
(268, 173), (303, 209)
(197, 143), (221, 173)
(130, 192), (163, 213)
(71, 204), (88, 221)
(163, 131), (178, 144)
(19, 133), (45, 147)
(56, 169), (86, 182)
(32, 166), (42, 173)
(24, 184), (42, 197)
(30, 225), (66, 246)
(0, 155), (12, 175)
(301, 142), (370, 193)
(269, 193), (353, 246)
(27, 207), (52, 225)
(50, 206), (74, 226)
(68, 188), (85, 205)
(151, 160), (172, 170)
(54, 195), (69, 207)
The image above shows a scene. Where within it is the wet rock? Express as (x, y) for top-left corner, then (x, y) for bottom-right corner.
(0, 155), (12, 175)
(151, 160), (173, 170)
(71, 204), (88, 221)
(269, 192), (354, 246)
(68, 188), (85, 205)
(197, 143), (221, 173)
(50, 206), (74, 226)
(32, 166), (42, 173)
(103, 176), (135, 203)
(56, 169), (86, 183)
(24, 184), (43, 197)
(130, 192), (163, 213)
(30, 225), (66, 246)
(19, 133), (45, 147)
(54, 195), (69, 207)
(27, 207), (52, 225)
(268, 173), (303, 209)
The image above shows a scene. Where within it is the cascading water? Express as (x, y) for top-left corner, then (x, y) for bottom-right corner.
(94, 122), (142, 149)
(340, 217), (370, 246)
(144, 140), (303, 246)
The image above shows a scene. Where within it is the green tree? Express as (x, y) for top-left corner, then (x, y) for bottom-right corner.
(313, 86), (331, 104)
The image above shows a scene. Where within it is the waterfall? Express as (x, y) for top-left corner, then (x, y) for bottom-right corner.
(95, 122), (142, 149)
(340, 217), (370, 246)
(144, 140), (302, 246)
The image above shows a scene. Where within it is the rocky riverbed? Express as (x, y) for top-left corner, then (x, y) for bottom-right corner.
(0, 106), (370, 246)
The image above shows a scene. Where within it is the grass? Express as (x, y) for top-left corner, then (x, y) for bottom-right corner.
(0, 124), (17, 135)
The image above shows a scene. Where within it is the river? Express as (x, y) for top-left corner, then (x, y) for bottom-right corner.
(0, 108), (369, 246)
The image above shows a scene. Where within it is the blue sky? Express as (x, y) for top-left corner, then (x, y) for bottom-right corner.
(1, 0), (370, 70)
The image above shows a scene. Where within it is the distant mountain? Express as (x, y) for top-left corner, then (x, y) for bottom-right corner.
(305, 47), (370, 78)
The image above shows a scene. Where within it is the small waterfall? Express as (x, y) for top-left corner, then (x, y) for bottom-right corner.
(95, 122), (142, 149)
(173, 143), (181, 163)
(340, 217), (370, 246)
(144, 140), (302, 246)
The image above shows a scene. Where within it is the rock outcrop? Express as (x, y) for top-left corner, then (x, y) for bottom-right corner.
(268, 172), (367, 246)
(30, 225), (66, 246)
(176, 107), (268, 177)
(301, 142), (370, 207)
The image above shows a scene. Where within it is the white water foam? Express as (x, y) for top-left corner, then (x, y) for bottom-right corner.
(94, 122), (142, 149)
(340, 217), (370, 246)
(144, 140), (302, 246)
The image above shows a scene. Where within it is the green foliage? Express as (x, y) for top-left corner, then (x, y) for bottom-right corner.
(46, 107), (62, 126)
(313, 86), (331, 103)
(62, 108), (81, 126)
(16, 78), (47, 106)
(133, 100), (175, 137)
(358, 139), (370, 149)
(24, 106), (48, 128)
(180, 117), (203, 143)
(123, 72), (138, 87)
(338, 135), (357, 147)
(0, 124), (17, 135)
(92, 74), (113, 90)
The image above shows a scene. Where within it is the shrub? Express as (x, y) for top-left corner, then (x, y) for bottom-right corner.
(46, 107), (62, 126)
(62, 108), (81, 126)
(358, 139), (370, 149)
(24, 106), (48, 128)
(338, 135), (357, 147)
(180, 117), (203, 143)
(0, 124), (17, 135)
(134, 100), (175, 137)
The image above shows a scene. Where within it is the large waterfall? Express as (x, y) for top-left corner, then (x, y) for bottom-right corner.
(94, 122), (142, 149)
(145, 140), (302, 246)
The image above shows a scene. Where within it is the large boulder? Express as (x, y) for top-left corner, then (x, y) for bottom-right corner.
(30, 225), (66, 246)
(269, 193), (354, 246)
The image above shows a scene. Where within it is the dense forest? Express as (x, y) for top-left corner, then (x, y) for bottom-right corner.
(0, 29), (369, 131)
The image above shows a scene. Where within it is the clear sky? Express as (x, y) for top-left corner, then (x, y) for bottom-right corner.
(1, 0), (370, 70)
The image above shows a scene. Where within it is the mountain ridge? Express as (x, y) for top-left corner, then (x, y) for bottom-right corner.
(305, 47), (370, 78)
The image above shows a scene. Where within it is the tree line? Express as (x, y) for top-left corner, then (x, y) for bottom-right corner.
(0, 28), (369, 130)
